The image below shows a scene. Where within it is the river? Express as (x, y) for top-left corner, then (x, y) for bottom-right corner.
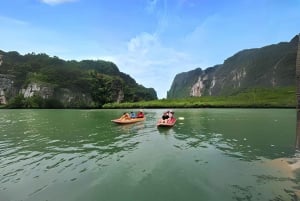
(0, 109), (298, 201)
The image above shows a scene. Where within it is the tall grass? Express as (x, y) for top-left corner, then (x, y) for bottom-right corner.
(103, 87), (296, 109)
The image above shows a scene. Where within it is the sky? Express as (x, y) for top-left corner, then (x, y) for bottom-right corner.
(0, 0), (300, 98)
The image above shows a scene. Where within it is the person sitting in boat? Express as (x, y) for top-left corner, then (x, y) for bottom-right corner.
(120, 112), (131, 120)
(167, 110), (175, 123)
(162, 111), (169, 120)
(168, 110), (174, 119)
(161, 111), (169, 123)
(130, 112), (136, 118)
(136, 110), (144, 118)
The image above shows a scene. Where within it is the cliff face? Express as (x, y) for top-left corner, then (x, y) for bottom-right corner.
(22, 83), (54, 99)
(20, 82), (96, 107)
(0, 51), (157, 108)
(0, 56), (12, 104)
(0, 74), (15, 104)
(167, 35), (298, 98)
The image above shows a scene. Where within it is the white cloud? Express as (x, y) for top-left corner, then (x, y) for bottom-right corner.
(39, 0), (77, 6)
(97, 32), (198, 98)
(146, 0), (159, 13)
(0, 15), (28, 26)
(127, 33), (159, 55)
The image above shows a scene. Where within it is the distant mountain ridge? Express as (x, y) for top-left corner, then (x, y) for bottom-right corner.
(0, 51), (157, 108)
(167, 35), (298, 99)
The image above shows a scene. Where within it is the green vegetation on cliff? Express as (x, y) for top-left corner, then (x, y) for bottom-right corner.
(0, 51), (157, 108)
(167, 35), (298, 99)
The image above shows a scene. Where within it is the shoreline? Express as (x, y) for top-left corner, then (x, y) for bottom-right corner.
(0, 106), (296, 109)
(267, 158), (300, 178)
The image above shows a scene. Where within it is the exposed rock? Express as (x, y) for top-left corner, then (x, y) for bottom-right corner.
(0, 51), (157, 107)
(21, 82), (54, 99)
(167, 35), (297, 98)
(0, 74), (15, 104)
(190, 74), (208, 96)
(0, 54), (3, 66)
(116, 90), (124, 103)
(19, 82), (94, 107)
(55, 88), (94, 107)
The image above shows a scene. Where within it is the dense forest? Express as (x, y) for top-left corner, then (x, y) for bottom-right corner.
(0, 50), (157, 108)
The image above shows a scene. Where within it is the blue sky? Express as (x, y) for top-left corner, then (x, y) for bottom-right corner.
(0, 0), (299, 98)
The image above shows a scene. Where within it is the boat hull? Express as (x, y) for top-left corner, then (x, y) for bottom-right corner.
(111, 117), (146, 124)
(157, 118), (176, 127)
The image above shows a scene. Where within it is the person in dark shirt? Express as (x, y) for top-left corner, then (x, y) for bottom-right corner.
(162, 111), (169, 120)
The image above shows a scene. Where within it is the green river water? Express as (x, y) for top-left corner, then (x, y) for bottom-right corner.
(0, 109), (298, 201)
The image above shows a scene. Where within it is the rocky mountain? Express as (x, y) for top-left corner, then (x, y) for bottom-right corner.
(0, 51), (157, 108)
(167, 35), (298, 99)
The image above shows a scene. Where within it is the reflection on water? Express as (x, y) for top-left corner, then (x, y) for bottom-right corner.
(0, 109), (145, 201)
(0, 109), (298, 201)
(172, 109), (296, 160)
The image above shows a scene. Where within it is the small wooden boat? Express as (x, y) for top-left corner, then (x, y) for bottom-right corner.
(157, 118), (176, 127)
(111, 117), (146, 124)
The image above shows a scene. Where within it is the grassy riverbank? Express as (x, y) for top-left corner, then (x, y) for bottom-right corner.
(103, 87), (296, 109)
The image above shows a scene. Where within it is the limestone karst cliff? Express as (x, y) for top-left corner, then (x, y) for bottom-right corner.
(167, 35), (298, 99)
(0, 51), (157, 108)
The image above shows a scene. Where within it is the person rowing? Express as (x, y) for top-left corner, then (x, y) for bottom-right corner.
(120, 112), (131, 120)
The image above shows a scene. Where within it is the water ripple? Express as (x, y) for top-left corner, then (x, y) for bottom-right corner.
(0, 109), (297, 201)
